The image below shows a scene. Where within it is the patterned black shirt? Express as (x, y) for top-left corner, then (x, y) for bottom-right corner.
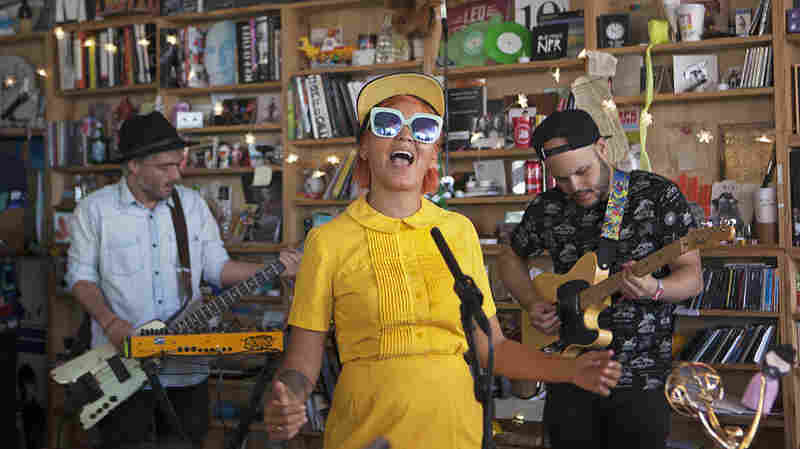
(510, 170), (695, 390)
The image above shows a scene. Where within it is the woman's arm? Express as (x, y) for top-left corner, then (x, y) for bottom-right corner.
(473, 316), (621, 396)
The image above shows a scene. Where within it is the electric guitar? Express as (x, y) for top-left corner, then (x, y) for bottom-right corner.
(529, 225), (735, 358)
(50, 259), (288, 430)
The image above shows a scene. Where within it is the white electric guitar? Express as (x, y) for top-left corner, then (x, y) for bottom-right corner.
(50, 260), (287, 430)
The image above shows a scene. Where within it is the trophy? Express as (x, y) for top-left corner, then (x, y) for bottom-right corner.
(665, 345), (795, 449)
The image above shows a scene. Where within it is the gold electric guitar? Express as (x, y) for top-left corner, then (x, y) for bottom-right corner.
(530, 225), (735, 358)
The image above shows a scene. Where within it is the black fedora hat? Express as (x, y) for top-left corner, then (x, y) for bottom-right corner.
(111, 111), (194, 163)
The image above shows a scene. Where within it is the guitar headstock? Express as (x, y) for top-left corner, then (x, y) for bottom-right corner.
(683, 225), (737, 251)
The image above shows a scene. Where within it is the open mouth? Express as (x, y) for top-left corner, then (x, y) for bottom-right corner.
(390, 151), (414, 165)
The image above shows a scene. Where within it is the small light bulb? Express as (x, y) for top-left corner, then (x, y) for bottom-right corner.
(755, 135), (772, 143)
(326, 155), (340, 165)
(5, 76), (15, 87)
(214, 102), (223, 116)
(312, 170), (325, 178)
(286, 153), (299, 164)
(245, 133), (255, 144)
(137, 38), (150, 47)
(166, 35), (178, 45)
(36, 68), (47, 78)
(54, 27), (65, 40)
(104, 43), (117, 54)
(84, 38), (96, 48)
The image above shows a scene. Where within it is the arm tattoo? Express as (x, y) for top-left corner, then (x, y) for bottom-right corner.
(277, 369), (313, 400)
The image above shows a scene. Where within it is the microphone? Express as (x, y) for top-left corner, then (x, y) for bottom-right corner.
(430, 227), (489, 334)
(431, 226), (465, 280)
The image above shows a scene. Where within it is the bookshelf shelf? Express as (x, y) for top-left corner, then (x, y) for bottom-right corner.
(676, 309), (780, 318)
(787, 34), (800, 43)
(447, 148), (539, 160)
(53, 164), (121, 173)
(0, 31), (47, 44)
(161, 2), (283, 23)
(59, 15), (156, 32)
(791, 248), (800, 259)
(291, 136), (356, 147)
(0, 128), (44, 137)
(614, 87), (774, 106)
(60, 83), (158, 97)
(700, 246), (785, 258)
(448, 195), (536, 205)
(292, 60), (422, 77)
(790, 134), (800, 147)
(183, 165), (282, 176)
(287, 0), (363, 9)
(180, 123), (281, 134)
(225, 243), (285, 253)
(162, 81), (282, 96)
(603, 35), (773, 57)
(441, 58), (584, 79)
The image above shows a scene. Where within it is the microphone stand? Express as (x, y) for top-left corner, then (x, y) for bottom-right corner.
(431, 228), (495, 449)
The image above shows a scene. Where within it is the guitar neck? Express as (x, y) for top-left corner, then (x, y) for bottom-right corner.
(579, 239), (686, 309)
(167, 260), (286, 333)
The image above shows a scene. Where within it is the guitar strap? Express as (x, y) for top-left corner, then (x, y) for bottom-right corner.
(169, 189), (193, 305)
(597, 169), (631, 270)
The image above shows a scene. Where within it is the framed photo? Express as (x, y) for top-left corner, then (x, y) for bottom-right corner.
(717, 121), (775, 186)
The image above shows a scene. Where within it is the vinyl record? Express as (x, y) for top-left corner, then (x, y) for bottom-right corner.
(486, 21), (532, 65)
(444, 19), (492, 67)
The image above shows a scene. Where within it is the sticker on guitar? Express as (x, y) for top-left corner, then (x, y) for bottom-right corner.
(530, 225), (735, 358)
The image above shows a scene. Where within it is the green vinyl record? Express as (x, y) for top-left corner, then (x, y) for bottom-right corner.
(485, 21), (532, 65)
(444, 19), (491, 67)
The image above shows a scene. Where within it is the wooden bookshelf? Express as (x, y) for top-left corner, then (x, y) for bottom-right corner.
(614, 87), (774, 106)
(0, 127), (44, 137)
(58, 15), (156, 32)
(791, 247), (800, 259)
(441, 58), (585, 79)
(0, 31), (47, 44)
(700, 246), (786, 258)
(53, 164), (121, 173)
(225, 243), (285, 253)
(292, 60), (422, 77)
(161, 81), (282, 96)
(603, 35), (773, 56)
(59, 83), (158, 97)
(448, 195), (536, 205)
(180, 123), (281, 134)
(291, 136), (356, 147)
(447, 148), (538, 160)
(295, 198), (350, 207)
(182, 166), (282, 176)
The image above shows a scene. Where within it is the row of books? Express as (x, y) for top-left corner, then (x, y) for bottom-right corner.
(679, 324), (777, 366)
(47, 120), (106, 168)
(318, 150), (360, 201)
(685, 263), (780, 312)
(748, 0), (772, 36)
(160, 17), (281, 89)
(289, 74), (362, 140)
(740, 46), (773, 89)
(305, 342), (341, 432)
(57, 25), (157, 91)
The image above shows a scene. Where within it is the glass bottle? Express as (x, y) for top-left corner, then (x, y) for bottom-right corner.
(375, 14), (395, 64)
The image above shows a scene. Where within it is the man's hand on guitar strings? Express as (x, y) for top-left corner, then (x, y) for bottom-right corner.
(572, 350), (622, 396)
(105, 317), (135, 351)
(528, 302), (560, 336)
(619, 261), (659, 300)
(278, 249), (303, 278)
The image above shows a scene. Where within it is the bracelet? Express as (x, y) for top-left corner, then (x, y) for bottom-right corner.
(652, 279), (665, 301)
(102, 316), (120, 332)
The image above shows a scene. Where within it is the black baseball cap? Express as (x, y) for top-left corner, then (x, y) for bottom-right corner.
(531, 109), (610, 160)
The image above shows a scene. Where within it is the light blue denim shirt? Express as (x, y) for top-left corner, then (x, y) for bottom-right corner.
(66, 177), (230, 387)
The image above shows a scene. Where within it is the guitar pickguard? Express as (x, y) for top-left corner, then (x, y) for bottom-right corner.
(51, 320), (166, 429)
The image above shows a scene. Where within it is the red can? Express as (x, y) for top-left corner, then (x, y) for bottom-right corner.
(525, 160), (542, 194)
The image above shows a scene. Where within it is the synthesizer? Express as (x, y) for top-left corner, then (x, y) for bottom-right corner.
(124, 331), (283, 359)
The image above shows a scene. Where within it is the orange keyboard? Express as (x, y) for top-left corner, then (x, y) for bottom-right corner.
(124, 331), (283, 358)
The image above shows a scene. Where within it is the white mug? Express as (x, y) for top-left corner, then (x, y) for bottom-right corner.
(678, 3), (706, 41)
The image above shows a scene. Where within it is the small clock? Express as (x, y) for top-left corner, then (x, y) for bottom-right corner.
(597, 14), (631, 48)
(0, 55), (40, 127)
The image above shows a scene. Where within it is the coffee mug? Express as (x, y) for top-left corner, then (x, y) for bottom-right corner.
(678, 4), (705, 41)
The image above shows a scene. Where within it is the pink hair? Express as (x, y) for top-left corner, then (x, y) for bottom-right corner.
(354, 95), (441, 195)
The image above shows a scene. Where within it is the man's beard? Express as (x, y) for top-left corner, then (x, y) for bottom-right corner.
(569, 159), (611, 206)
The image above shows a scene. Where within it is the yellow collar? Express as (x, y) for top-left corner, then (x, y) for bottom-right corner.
(346, 195), (448, 234)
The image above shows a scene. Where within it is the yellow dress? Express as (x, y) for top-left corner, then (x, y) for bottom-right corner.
(289, 196), (497, 449)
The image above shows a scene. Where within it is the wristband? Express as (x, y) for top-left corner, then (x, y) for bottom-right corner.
(652, 279), (664, 301)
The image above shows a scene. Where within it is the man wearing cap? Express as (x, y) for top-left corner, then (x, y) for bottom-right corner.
(66, 111), (302, 449)
(497, 109), (703, 448)
(263, 74), (622, 449)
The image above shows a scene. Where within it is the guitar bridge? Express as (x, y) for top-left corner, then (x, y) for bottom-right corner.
(106, 354), (131, 383)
